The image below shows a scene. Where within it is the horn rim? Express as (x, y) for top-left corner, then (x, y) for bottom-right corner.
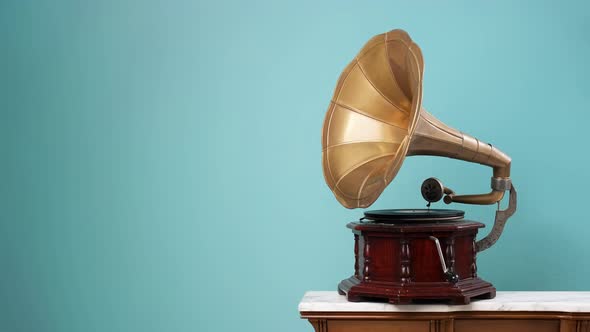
(322, 29), (425, 208)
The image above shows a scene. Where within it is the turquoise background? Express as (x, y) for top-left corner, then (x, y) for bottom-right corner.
(2, 0), (590, 331)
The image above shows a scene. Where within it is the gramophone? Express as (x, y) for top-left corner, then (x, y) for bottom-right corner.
(322, 29), (517, 304)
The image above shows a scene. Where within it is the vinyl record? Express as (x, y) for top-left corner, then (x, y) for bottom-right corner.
(363, 209), (464, 223)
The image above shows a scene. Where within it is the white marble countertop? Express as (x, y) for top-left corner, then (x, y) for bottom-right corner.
(299, 291), (590, 313)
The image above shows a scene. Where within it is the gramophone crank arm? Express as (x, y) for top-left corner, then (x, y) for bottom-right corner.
(428, 236), (459, 284)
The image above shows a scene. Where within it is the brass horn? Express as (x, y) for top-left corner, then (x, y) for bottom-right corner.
(322, 29), (512, 210)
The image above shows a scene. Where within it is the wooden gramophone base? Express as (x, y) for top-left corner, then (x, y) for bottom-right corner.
(339, 218), (496, 304)
(338, 276), (495, 305)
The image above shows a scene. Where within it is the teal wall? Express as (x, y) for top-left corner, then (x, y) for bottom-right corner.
(2, 0), (590, 331)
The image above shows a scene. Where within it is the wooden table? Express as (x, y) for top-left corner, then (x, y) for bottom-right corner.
(299, 291), (590, 332)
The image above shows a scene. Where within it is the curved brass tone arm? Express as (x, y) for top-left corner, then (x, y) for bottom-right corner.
(443, 174), (512, 205)
(444, 190), (505, 205)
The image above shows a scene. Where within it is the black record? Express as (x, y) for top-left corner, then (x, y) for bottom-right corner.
(363, 209), (464, 223)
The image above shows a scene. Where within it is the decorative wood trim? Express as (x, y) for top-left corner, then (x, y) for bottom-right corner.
(401, 238), (411, 283)
(577, 320), (590, 332)
(558, 320), (590, 332)
(430, 319), (441, 332)
(308, 319), (328, 332)
(305, 316), (589, 332)
(560, 319), (575, 332)
(443, 318), (454, 332)
(301, 311), (590, 321)
(353, 234), (359, 278)
(445, 237), (455, 273)
(471, 236), (478, 277)
(363, 236), (370, 281)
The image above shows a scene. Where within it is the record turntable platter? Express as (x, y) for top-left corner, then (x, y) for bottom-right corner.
(362, 209), (464, 223)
